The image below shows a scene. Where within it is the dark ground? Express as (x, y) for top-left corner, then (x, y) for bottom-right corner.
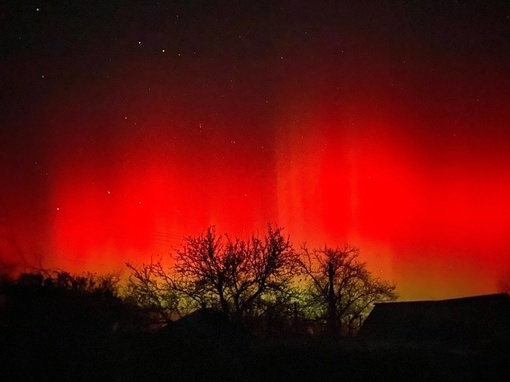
(1, 282), (509, 381)
(2, 325), (509, 381)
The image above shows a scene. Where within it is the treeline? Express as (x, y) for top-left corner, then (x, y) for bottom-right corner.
(1, 225), (397, 339)
(2, 267), (505, 381)
(3, 227), (510, 381)
(127, 224), (397, 338)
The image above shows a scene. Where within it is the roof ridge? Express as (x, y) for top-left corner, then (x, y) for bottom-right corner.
(375, 292), (510, 305)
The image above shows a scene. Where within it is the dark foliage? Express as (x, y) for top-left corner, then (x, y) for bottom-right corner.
(0, 271), (146, 381)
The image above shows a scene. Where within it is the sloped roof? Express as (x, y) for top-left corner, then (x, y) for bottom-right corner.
(159, 308), (251, 347)
(359, 293), (510, 342)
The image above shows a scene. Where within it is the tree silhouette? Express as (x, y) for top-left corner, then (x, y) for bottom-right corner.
(126, 257), (183, 323)
(299, 245), (397, 337)
(173, 225), (297, 320)
(126, 225), (299, 328)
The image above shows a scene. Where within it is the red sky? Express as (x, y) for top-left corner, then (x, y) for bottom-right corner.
(1, 1), (510, 300)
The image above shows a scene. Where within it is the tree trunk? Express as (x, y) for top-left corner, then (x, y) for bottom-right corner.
(217, 285), (230, 317)
(325, 264), (338, 338)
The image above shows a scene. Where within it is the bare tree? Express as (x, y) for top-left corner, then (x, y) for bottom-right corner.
(125, 225), (299, 329)
(125, 257), (184, 323)
(173, 225), (298, 321)
(299, 245), (397, 337)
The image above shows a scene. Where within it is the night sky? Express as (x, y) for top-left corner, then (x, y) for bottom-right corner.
(1, 1), (510, 299)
